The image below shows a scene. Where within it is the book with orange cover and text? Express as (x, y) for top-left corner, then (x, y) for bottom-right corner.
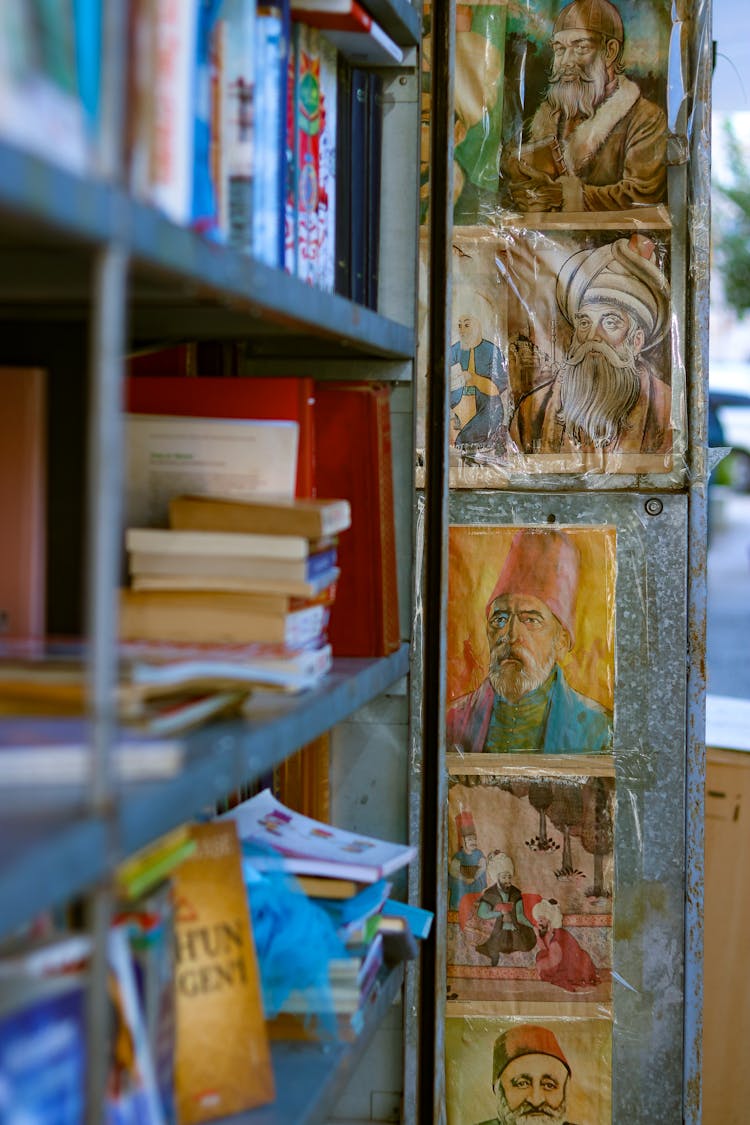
(172, 821), (274, 1122)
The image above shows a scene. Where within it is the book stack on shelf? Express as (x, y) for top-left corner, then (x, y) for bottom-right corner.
(222, 788), (429, 1042)
(120, 492), (351, 695)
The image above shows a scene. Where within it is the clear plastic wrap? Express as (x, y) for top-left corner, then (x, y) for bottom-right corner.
(412, 488), (691, 1121)
(417, 0), (692, 490)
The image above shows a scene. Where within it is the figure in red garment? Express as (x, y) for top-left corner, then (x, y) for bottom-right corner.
(531, 898), (600, 992)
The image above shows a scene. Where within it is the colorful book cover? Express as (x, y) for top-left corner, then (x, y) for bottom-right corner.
(295, 24), (323, 284)
(172, 821), (274, 1122)
(223, 0), (256, 252)
(150, 0), (199, 224)
(284, 21), (301, 276)
(253, 0), (290, 267)
(0, 976), (86, 1123)
(313, 34), (338, 291)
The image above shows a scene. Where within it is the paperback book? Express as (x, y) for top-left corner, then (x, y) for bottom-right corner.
(222, 788), (416, 881)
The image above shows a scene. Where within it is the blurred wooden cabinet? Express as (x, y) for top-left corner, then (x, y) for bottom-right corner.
(703, 743), (750, 1124)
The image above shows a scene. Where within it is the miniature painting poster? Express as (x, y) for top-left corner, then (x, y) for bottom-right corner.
(447, 524), (616, 754)
(447, 758), (614, 1007)
(445, 1013), (612, 1125)
(498, 0), (672, 218)
(417, 227), (677, 483)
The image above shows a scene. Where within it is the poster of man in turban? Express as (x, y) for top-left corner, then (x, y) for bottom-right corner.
(446, 758), (614, 1006)
(501, 228), (679, 477)
(498, 0), (672, 216)
(445, 1015), (612, 1125)
(447, 525), (615, 755)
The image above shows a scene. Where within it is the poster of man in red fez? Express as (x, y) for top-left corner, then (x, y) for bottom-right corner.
(447, 525), (615, 755)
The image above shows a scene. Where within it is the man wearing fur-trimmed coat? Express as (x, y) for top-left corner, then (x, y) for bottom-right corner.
(501, 0), (667, 213)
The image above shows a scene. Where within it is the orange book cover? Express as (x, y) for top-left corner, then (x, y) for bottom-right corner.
(0, 367), (47, 638)
(172, 821), (274, 1122)
(313, 382), (400, 657)
(125, 374), (315, 497)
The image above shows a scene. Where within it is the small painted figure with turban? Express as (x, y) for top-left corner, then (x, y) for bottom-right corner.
(510, 234), (672, 454)
(447, 529), (612, 753)
(501, 0), (667, 214)
(448, 809), (488, 909)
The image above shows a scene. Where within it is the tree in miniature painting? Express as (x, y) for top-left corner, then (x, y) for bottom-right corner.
(446, 1015), (612, 1125)
(499, 0), (669, 214)
(447, 527), (614, 754)
(508, 233), (672, 456)
(446, 766), (614, 1004)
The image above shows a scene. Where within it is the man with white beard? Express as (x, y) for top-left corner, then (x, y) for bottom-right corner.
(501, 0), (667, 213)
(475, 1026), (579, 1125)
(446, 529), (612, 754)
(509, 234), (671, 454)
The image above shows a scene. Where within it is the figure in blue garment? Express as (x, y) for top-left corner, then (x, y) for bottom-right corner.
(448, 809), (487, 909)
(449, 295), (510, 448)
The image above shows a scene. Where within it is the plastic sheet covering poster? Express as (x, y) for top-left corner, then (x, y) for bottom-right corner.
(419, 0), (671, 229)
(498, 0), (671, 220)
(420, 0), (508, 227)
(445, 1013), (612, 1124)
(446, 524), (615, 756)
(447, 757), (614, 1007)
(416, 224), (682, 484)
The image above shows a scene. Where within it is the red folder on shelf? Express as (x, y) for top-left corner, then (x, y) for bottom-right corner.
(290, 0), (404, 65)
(313, 382), (399, 657)
(125, 375), (315, 497)
(0, 367), (47, 638)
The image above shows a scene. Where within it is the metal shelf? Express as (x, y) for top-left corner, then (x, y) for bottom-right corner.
(0, 647), (410, 939)
(224, 965), (405, 1125)
(0, 142), (415, 360)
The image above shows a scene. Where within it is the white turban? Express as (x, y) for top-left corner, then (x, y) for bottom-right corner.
(556, 236), (670, 345)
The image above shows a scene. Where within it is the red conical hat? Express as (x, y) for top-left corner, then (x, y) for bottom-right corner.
(485, 529), (580, 644)
(493, 1024), (570, 1084)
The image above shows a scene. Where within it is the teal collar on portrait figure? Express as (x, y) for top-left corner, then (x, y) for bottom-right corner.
(483, 668), (555, 753)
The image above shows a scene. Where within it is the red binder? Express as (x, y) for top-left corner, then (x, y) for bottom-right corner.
(125, 375), (315, 497)
(0, 367), (47, 638)
(313, 382), (400, 657)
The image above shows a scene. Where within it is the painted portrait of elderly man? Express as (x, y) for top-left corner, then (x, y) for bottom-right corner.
(509, 233), (672, 457)
(447, 525), (615, 755)
(499, 0), (672, 215)
(446, 1015), (612, 1125)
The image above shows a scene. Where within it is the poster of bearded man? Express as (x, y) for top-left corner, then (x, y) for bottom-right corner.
(446, 525), (615, 755)
(445, 1014), (612, 1125)
(500, 228), (683, 478)
(497, 0), (672, 217)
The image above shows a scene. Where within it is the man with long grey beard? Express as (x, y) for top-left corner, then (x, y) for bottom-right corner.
(501, 0), (667, 213)
(509, 234), (671, 455)
(446, 529), (612, 754)
(475, 1026), (579, 1125)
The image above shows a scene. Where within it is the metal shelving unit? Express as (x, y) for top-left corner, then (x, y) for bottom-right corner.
(0, 0), (421, 1114)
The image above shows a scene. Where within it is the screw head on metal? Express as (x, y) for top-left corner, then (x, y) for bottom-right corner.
(645, 498), (663, 516)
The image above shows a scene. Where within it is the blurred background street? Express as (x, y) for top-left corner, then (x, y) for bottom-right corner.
(707, 490), (750, 699)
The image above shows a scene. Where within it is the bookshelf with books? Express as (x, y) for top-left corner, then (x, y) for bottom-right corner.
(0, 0), (421, 1121)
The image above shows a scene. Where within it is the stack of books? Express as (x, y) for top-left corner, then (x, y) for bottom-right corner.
(120, 493), (351, 692)
(222, 788), (429, 1041)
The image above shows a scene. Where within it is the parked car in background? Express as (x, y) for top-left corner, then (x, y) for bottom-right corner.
(709, 362), (750, 492)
